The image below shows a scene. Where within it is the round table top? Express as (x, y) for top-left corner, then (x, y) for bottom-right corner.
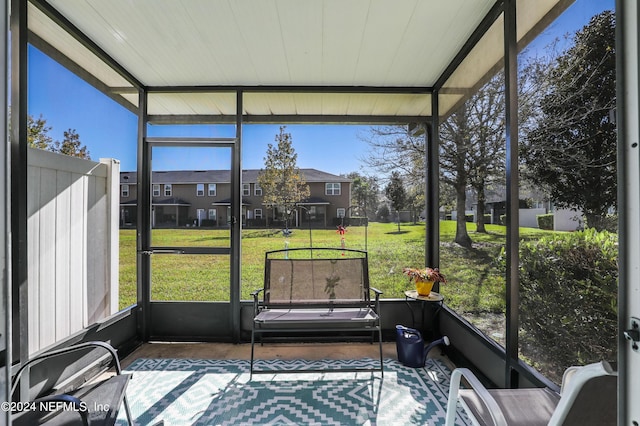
(404, 289), (444, 302)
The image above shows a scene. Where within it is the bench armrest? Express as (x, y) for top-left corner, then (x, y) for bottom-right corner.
(369, 287), (383, 313)
(369, 287), (383, 297)
(251, 288), (264, 315)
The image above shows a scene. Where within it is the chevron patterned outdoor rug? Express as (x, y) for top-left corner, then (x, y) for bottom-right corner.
(117, 358), (472, 425)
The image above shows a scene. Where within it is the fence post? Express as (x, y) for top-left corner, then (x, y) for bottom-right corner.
(101, 158), (120, 315)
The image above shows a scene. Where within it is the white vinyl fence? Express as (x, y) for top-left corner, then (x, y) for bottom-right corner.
(27, 148), (119, 353)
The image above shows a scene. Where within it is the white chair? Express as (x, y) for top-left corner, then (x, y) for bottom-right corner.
(445, 361), (617, 426)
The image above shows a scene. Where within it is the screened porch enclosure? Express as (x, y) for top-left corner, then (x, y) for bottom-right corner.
(3, 0), (639, 424)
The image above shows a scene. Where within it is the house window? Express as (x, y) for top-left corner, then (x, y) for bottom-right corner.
(164, 184), (172, 196)
(254, 184), (262, 196)
(209, 209), (217, 221)
(337, 208), (346, 218)
(326, 182), (341, 195)
(121, 184), (129, 197)
(152, 184), (160, 197)
(196, 183), (204, 196)
(242, 183), (250, 196)
(254, 208), (263, 219)
(208, 183), (217, 196)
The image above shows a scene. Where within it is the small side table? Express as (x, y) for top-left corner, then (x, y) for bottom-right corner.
(404, 290), (444, 338)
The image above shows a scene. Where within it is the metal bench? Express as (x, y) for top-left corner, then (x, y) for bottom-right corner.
(250, 248), (383, 376)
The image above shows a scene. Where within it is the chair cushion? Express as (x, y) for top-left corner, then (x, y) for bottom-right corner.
(459, 387), (560, 426)
(562, 375), (617, 426)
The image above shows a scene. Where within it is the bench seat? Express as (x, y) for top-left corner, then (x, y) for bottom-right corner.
(255, 307), (379, 325)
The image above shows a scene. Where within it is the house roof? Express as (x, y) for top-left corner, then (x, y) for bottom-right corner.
(120, 168), (351, 184)
(298, 197), (331, 205)
(28, 0), (570, 123)
(153, 197), (191, 206)
(211, 198), (252, 206)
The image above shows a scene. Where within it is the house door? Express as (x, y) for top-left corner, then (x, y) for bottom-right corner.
(196, 209), (206, 226)
(142, 139), (238, 340)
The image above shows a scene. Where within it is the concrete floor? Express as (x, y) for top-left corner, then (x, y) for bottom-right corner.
(120, 341), (453, 370)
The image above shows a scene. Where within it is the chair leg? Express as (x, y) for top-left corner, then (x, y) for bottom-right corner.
(123, 394), (134, 425)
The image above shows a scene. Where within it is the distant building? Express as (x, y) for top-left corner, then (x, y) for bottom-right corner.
(119, 169), (352, 228)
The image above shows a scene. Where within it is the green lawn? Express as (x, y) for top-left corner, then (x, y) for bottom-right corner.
(118, 221), (556, 311)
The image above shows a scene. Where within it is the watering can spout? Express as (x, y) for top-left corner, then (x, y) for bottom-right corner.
(422, 335), (450, 365)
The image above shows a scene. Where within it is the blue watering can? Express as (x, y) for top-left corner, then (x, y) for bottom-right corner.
(395, 325), (450, 368)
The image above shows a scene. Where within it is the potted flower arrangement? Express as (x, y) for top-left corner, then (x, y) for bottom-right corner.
(402, 267), (446, 296)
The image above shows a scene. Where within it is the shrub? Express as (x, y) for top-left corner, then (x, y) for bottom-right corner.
(499, 214), (507, 225)
(584, 214), (618, 233)
(513, 229), (618, 383)
(465, 214), (474, 222)
(331, 217), (368, 226)
(346, 216), (369, 226)
(376, 204), (390, 222)
(537, 213), (554, 230)
(246, 219), (266, 227)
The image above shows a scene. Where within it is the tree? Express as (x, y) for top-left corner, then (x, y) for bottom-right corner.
(27, 114), (91, 159)
(440, 107), (474, 248)
(54, 129), (91, 159)
(257, 126), (310, 228)
(522, 11), (616, 231)
(345, 172), (379, 220)
(361, 125), (426, 226)
(28, 114), (54, 150)
(385, 171), (406, 232)
(466, 73), (507, 233)
(361, 126), (426, 189)
(362, 82), (508, 247)
(440, 70), (510, 246)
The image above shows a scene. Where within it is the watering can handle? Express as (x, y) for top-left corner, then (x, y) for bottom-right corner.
(396, 325), (422, 338)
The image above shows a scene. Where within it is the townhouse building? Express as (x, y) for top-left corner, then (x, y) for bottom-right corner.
(119, 168), (352, 228)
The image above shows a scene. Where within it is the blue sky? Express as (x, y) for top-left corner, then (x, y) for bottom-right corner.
(27, 0), (612, 175)
(27, 47), (375, 175)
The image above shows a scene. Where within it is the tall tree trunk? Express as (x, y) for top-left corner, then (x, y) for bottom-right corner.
(455, 185), (473, 248)
(584, 212), (606, 232)
(475, 185), (487, 233)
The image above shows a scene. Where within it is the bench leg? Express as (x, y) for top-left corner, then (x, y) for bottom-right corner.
(378, 327), (384, 377)
(250, 326), (256, 379)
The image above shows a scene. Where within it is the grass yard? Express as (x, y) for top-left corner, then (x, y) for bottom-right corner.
(118, 221), (556, 312)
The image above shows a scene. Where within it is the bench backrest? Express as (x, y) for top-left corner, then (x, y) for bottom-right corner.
(263, 248), (370, 306)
